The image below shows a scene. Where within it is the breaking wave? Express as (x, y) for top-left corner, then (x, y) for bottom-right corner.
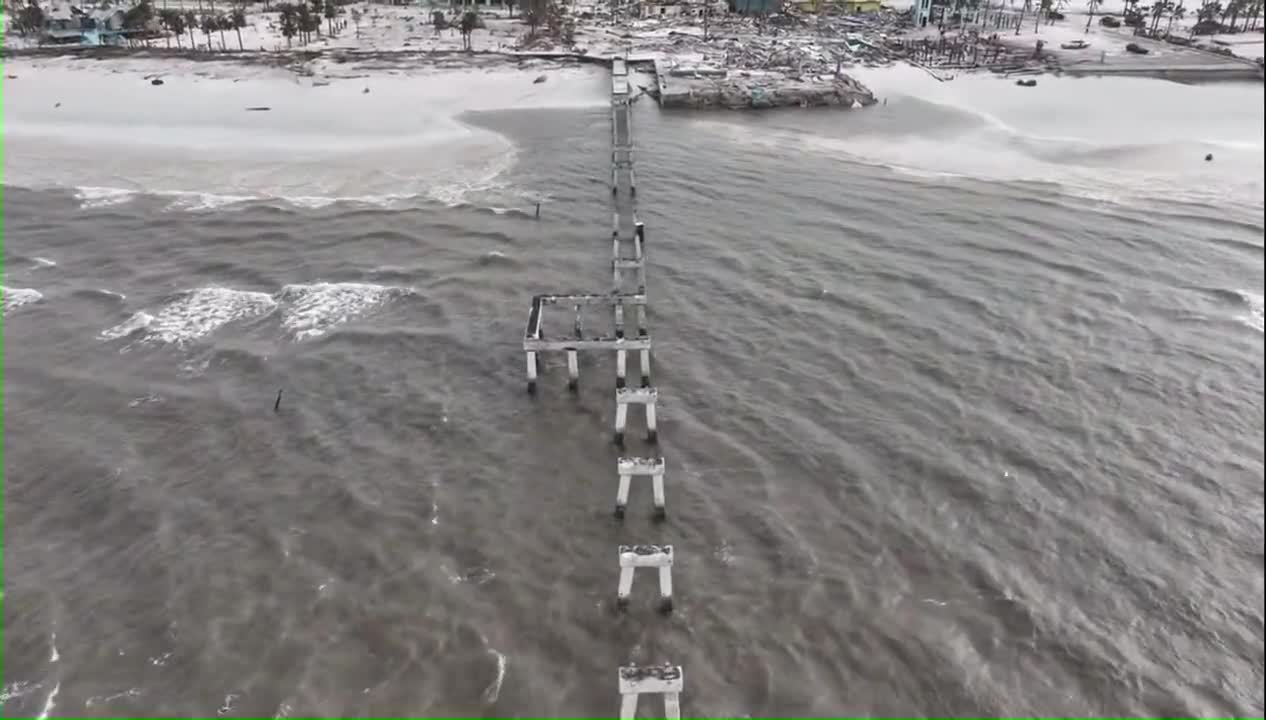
(3, 286), (44, 315)
(100, 287), (278, 345)
(98, 282), (414, 346)
(277, 282), (414, 340)
(1234, 289), (1264, 333)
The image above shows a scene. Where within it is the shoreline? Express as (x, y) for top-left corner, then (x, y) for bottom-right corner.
(5, 40), (1262, 86)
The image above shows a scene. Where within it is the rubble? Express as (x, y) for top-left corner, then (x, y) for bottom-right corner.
(655, 61), (877, 109)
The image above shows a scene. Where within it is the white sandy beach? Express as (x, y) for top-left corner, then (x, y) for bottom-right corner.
(2, 54), (610, 207)
(5, 49), (1261, 213)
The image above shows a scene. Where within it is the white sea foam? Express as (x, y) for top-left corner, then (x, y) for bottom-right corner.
(0, 681), (39, 704)
(2, 286), (44, 315)
(481, 649), (507, 705)
(100, 288), (277, 345)
(162, 190), (257, 212)
(85, 688), (141, 708)
(35, 682), (59, 720)
(75, 186), (138, 209)
(100, 311), (155, 341)
(33, 257), (57, 268)
(217, 693), (239, 716)
(278, 282), (411, 340)
(1236, 289), (1264, 333)
(49, 633), (59, 663)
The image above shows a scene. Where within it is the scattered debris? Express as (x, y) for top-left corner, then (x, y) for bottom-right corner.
(533, 73), (548, 83)
(150, 78), (164, 85)
(245, 106), (271, 111)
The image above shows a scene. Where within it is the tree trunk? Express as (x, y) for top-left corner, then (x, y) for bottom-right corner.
(188, 25), (195, 46)
(1086, 3), (1094, 31)
(236, 25), (242, 48)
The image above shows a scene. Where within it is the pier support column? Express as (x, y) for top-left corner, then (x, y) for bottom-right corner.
(652, 473), (666, 520)
(615, 457), (666, 520)
(615, 545), (673, 612)
(526, 351), (538, 394)
(617, 350), (627, 390)
(646, 402), (658, 444)
(567, 350), (579, 392)
(615, 472), (632, 518)
(640, 349), (652, 387)
(618, 665), (684, 720)
(616, 564), (635, 609)
(619, 693), (639, 720)
(614, 403), (628, 447)
(658, 563), (673, 613)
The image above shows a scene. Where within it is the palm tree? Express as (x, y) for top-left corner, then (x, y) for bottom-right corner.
(1015, 0), (1031, 33)
(323, 0), (336, 35)
(308, 0), (320, 35)
(295, 1), (311, 42)
(231, 4), (244, 48)
(183, 9), (196, 45)
(349, 5), (360, 35)
(1166, 0), (1184, 33)
(159, 6), (181, 44)
(459, 8), (475, 48)
(1085, 0), (1100, 29)
(1149, 0), (1167, 32)
(278, 2), (297, 44)
(199, 12), (214, 47)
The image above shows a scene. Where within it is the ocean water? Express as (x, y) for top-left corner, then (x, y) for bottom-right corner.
(3, 66), (1264, 717)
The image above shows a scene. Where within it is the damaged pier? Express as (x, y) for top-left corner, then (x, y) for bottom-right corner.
(519, 53), (684, 717)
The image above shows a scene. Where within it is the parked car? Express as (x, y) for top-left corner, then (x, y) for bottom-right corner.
(1099, 15), (1122, 27)
(1060, 39), (1091, 49)
(1125, 42), (1149, 53)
